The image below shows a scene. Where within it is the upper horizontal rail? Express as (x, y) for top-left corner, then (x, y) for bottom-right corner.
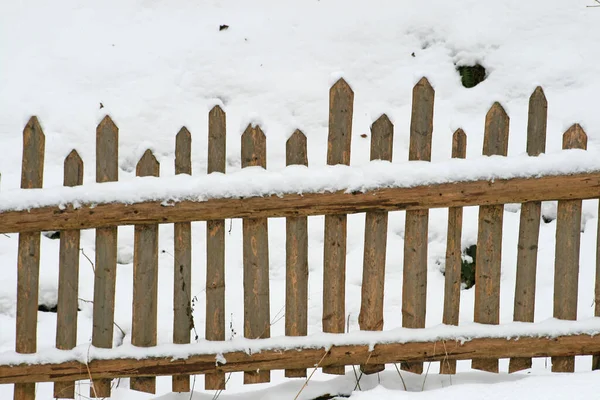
(1, 172), (599, 234)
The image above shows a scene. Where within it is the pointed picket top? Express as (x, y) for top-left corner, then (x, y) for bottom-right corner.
(136, 149), (160, 177)
(175, 127), (192, 175)
(330, 78), (353, 96)
(21, 116), (45, 189)
(452, 129), (467, 159)
(286, 129), (308, 166)
(414, 77), (434, 95)
(483, 102), (509, 156)
(531, 86), (546, 103)
(241, 124), (267, 169)
(409, 78), (434, 161)
(98, 115), (118, 132)
(210, 104), (225, 118)
(562, 124), (587, 150)
(370, 114), (394, 162)
(527, 87), (548, 157)
(64, 150), (83, 187)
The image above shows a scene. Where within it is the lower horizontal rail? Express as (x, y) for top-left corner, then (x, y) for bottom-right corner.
(2, 333), (600, 384)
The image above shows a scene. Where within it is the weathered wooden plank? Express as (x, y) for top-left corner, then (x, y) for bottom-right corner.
(131, 150), (160, 394)
(510, 87), (547, 373)
(552, 124), (587, 373)
(473, 102), (509, 373)
(359, 114), (393, 375)
(3, 172), (600, 234)
(15, 116), (45, 400)
(205, 105), (227, 390)
(323, 78), (354, 375)
(172, 127), (192, 393)
(440, 128), (467, 375)
(285, 129), (309, 378)
(54, 150), (83, 399)
(241, 124), (270, 384)
(595, 197), (600, 371)
(91, 115), (119, 398)
(402, 78), (434, 374)
(4, 333), (600, 384)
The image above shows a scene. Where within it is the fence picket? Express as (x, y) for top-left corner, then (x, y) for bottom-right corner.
(359, 114), (393, 375)
(241, 124), (270, 384)
(510, 87), (547, 373)
(14, 116), (45, 400)
(402, 78), (434, 374)
(205, 106), (227, 390)
(285, 129), (309, 378)
(91, 116), (119, 398)
(54, 150), (83, 399)
(323, 78), (354, 375)
(131, 150), (160, 394)
(552, 124), (587, 373)
(440, 128), (467, 375)
(472, 103), (509, 373)
(172, 127), (193, 393)
(595, 198), (600, 370)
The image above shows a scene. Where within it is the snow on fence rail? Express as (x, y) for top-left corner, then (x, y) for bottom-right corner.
(2, 78), (600, 399)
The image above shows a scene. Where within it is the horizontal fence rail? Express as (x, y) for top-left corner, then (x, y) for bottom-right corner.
(2, 331), (600, 384)
(1, 172), (600, 234)
(2, 78), (600, 399)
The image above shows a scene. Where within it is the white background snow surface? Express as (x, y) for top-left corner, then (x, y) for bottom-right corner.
(2, 0), (600, 399)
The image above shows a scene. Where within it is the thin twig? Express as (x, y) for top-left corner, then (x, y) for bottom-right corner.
(393, 363), (408, 391)
(587, 0), (600, 7)
(293, 350), (330, 400)
(212, 372), (233, 400)
(85, 344), (99, 399)
(441, 340), (453, 386)
(2, 234), (10, 238)
(80, 248), (95, 273)
(353, 352), (373, 391)
(421, 341), (436, 391)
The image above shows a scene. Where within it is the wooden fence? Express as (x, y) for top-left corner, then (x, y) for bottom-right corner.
(2, 78), (600, 400)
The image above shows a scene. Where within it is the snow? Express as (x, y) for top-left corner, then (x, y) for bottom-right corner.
(1, 150), (599, 213)
(2, 0), (600, 399)
(2, 318), (600, 367)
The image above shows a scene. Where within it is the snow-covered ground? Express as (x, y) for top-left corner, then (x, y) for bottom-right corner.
(2, 0), (600, 398)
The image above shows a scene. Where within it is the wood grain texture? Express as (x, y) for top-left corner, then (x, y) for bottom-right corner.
(241, 124), (271, 384)
(54, 150), (83, 399)
(440, 128), (467, 375)
(552, 124), (587, 373)
(15, 116), (45, 400)
(91, 116), (118, 398)
(510, 87), (547, 373)
(359, 114), (393, 375)
(4, 333), (600, 384)
(595, 197), (600, 370)
(402, 78), (434, 374)
(285, 129), (309, 378)
(131, 150), (160, 394)
(323, 78), (354, 375)
(173, 127), (192, 393)
(205, 106), (227, 390)
(3, 173), (600, 235)
(473, 102), (509, 373)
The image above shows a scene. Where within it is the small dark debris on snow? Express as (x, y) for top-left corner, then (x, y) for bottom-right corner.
(411, 52), (416, 57)
(99, 102), (104, 109)
(311, 394), (350, 400)
(219, 24), (229, 31)
(43, 231), (60, 240)
(360, 133), (368, 138)
(38, 304), (58, 313)
(542, 215), (555, 223)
